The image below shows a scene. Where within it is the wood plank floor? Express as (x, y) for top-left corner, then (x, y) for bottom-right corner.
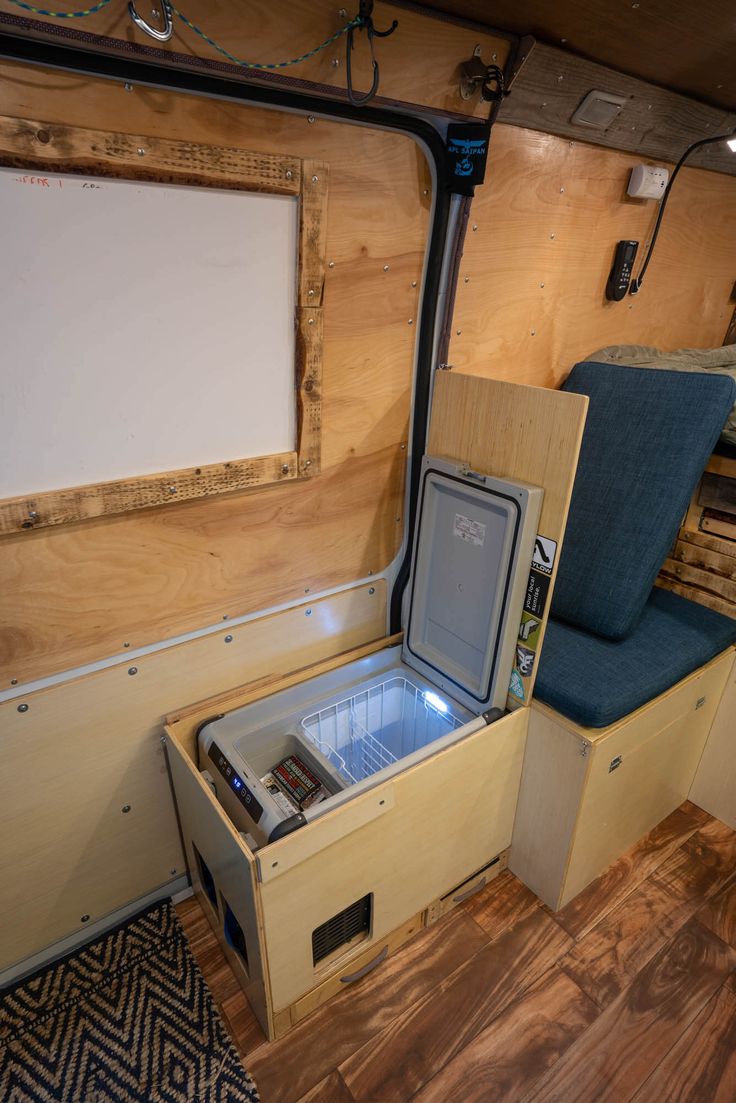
(176, 801), (736, 1103)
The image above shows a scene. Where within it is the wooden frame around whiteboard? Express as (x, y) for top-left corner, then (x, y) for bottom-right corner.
(0, 115), (326, 534)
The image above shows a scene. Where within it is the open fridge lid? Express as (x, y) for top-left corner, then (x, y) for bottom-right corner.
(401, 455), (543, 714)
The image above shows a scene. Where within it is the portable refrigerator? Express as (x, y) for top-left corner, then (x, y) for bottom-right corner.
(197, 455), (543, 846)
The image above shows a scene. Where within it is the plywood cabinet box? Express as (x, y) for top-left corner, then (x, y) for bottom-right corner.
(164, 375), (589, 1038)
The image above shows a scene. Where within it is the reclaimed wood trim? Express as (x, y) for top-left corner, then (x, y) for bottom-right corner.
(299, 160), (328, 306)
(679, 527), (736, 560)
(296, 308), (323, 476)
(0, 452), (298, 535)
(0, 116), (328, 533)
(0, 116), (303, 193)
(498, 42), (736, 178)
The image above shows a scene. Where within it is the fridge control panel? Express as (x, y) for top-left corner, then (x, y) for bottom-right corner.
(208, 740), (264, 824)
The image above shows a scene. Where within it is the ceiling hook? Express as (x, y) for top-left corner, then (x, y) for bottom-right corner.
(128, 0), (173, 42)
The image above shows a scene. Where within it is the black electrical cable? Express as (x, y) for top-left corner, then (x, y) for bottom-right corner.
(630, 128), (736, 295)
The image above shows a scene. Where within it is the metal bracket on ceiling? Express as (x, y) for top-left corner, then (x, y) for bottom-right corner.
(459, 44), (505, 103)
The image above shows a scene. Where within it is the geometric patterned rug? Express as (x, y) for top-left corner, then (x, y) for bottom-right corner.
(0, 901), (260, 1102)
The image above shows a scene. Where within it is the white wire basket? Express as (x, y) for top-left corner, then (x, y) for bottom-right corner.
(300, 677), (465, 785)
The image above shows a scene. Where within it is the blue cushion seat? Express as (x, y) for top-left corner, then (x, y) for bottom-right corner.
(535, 587), (736, 728)
(552, 363), (736, 640)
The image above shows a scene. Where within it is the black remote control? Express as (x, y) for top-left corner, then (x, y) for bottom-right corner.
(606, 240), (639, 301)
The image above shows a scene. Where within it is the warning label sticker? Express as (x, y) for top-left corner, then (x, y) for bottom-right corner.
(454, 513), (486, 547)
(531, 535), (557, 575)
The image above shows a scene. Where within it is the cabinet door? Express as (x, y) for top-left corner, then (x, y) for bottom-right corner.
(561, 650), (733, 906)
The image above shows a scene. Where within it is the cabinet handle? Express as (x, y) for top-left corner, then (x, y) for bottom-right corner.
(453, 875), (486, 904)
(339, 945), (388, 984)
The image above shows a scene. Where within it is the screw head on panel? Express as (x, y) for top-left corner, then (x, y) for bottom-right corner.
(124, 82), (133, 92)
(128, 667), (138, 676)
(285, 170), (293, 180)
(81, 914), (90, 923)
(311, 174), (319, 183)
(10, 678), (18, 686)
(383, 265), (389, 272)
(224, 634), (233, 643)
(307, 115), (315, 124)
(472, 224), (478, 231)
(28, 510), (38, 521)
(332, 57), (340, 67)
(281, 464), (290, 474)
(17, 703), (28, 713)
(121, 804), (131, 814)
(411, 281), (417, 288)
(328, 260), (335, 268)
(305, 609), (312, 616)
(308, 318), (315, 325)
(408, 319), (414, 325)
(168, 485), (176, 494)
(369, 587), (376, 594)
(137, 148), (146, 156)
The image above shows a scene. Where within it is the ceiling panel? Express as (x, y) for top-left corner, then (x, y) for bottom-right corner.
(420, 0), (736, 111)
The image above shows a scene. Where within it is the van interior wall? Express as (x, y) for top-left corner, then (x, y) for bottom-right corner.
(449, 123), (736, 387)
(0, 63), (431, 687)
(0, 0), (513, 972)
(2, 7), (735, 973)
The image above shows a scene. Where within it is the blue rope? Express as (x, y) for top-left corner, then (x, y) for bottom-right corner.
(7, 0), (112, 16)
(172, 8), (363, 71)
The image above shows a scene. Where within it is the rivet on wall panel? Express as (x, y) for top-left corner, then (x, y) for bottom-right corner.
(383, 265), (389, 272)
(17, 703), (29, 713)
(81, 914), (90, 923)
(124, 82), (133, 92)
(472, 224), (478, 231)
(128, 667), (138, 676)
(332, 57), (340, 67)
(281, 463), (290, 474)
(550, 232), (556, 239)
(411, 281), (417, 287)
(123, 642), (130, 648)
(369, 587), (375, 594)
(560, 187), (565, 193)
(456, 329), (462, 336)
(285, 170), (293, 180)
(311, 174), (319, 183)
(540, 282), (545, 288)
(224, 635), (233, 643)
(305, 608), (312, 616)
(408, 319), (414, 325)
(10, 678), (18, 685)
(328, 261), (335, 268)
(464, 276), (470, 283)
(531, 329), (536, 336)
(307, 116), (315, 124)
(137, 148), (146, 156)
(168, 485), (177, 495)
(121, 804), (131, 813)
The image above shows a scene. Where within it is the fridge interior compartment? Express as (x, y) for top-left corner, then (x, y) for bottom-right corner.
(300, 675), (468, 786)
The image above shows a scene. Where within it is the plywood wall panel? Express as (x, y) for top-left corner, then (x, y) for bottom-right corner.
(0, 63), (424, 684)
(449, 125), (736, 387)
(0, 584), (387, 971)
(0, 0), (509, 119)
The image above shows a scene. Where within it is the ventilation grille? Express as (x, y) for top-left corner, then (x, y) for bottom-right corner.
(312, 895), (371, 965)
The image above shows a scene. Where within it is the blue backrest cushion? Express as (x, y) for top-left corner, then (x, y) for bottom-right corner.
(552, 362), (736, 640)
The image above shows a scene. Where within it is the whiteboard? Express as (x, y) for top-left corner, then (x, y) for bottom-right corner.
(0, 168), (298, 498)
